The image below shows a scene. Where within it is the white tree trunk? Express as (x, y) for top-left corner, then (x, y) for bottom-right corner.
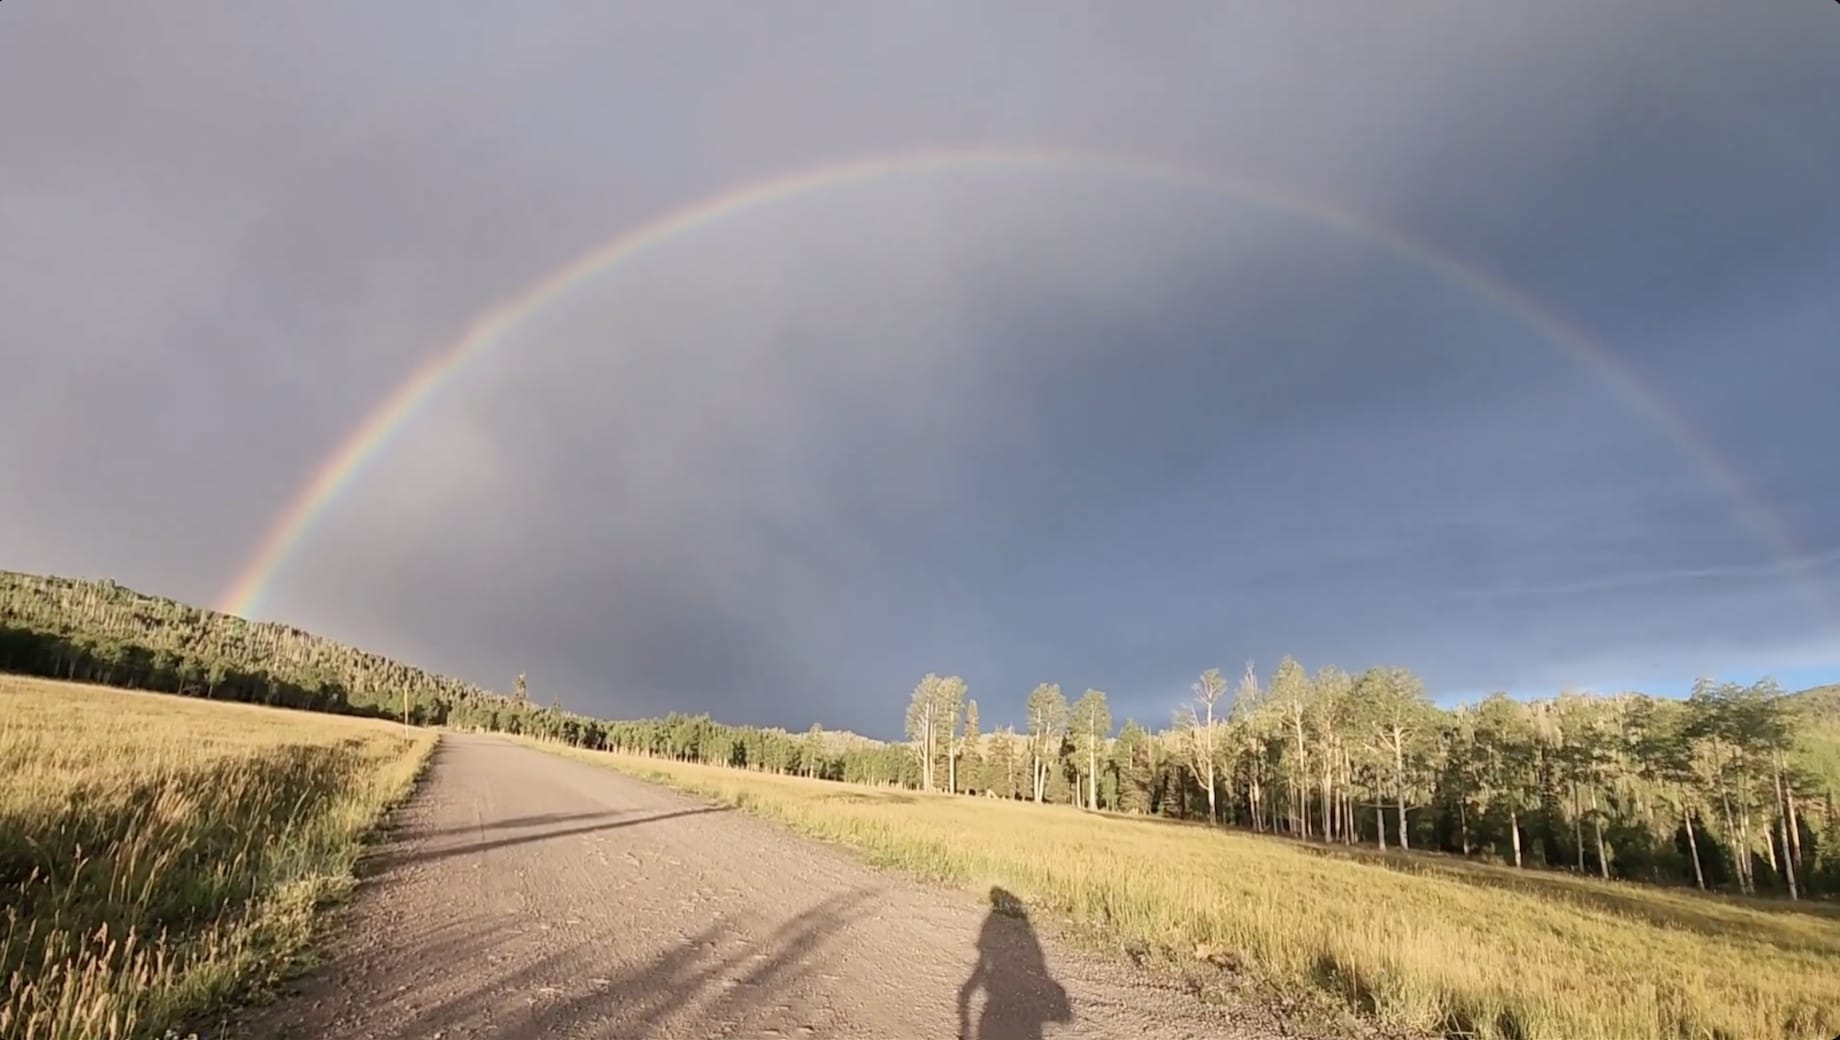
(1682, 801), (1705, 890)
(1087, 742), (1098, 811)
(1392, 732), (1410, 852)
(1509, 808), (1523, 868)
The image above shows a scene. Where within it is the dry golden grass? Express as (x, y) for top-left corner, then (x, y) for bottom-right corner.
(546, 745), (1840, 1040)
(0, 676), (434, 1040)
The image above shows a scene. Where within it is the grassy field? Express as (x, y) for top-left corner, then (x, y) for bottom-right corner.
(0, 676), (434, 1040)
(541, 744), (1840, 1040)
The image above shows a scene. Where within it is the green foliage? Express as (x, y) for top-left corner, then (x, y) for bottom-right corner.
(1023, 682), (1069, 804)
(1, 571), (517, 731)
(1109, 720), (1153, 814)
(958, 700), (983, 794)
(1068, 689), (1111, 810)
(904, 673), (967, 792)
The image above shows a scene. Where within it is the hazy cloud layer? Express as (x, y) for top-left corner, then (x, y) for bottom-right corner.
(4, 2), (1837, 735)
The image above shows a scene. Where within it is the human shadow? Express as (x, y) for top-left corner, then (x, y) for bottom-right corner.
(956, 887), (1072, 1040)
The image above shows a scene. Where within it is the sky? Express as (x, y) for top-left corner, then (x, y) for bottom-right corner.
(3, 2), (1838, 738)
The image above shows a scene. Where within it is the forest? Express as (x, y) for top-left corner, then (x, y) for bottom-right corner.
(5, 569), (1838, 899)
(1, 571), (547, 732)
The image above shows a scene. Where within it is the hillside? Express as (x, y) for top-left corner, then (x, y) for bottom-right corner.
(1791, 683), (1840, 720)
(1789, 684), (1840, 817)
(0, 570), (518, 728)
(0, 570), (904, 779)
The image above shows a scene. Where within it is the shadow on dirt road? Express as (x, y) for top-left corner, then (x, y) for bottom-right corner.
(957, 886), (1072, 1040)
(394, 805), (732, 866)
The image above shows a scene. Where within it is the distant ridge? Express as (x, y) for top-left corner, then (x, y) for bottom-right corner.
(1790, 684), (1840, 720)
(1, 569), (513, 725)
(0, 568), (903, 778)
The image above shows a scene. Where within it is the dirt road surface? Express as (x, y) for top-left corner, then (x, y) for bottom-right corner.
(236, 733), (1280, 1039)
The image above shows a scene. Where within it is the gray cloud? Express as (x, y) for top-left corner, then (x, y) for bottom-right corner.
(5, 1), (1837, 736)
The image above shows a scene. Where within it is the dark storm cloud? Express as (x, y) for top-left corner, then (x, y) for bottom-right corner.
(4, 2), (1837, 736)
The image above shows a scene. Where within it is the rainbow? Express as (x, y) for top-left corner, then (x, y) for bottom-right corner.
(217, 145), (1812, 619)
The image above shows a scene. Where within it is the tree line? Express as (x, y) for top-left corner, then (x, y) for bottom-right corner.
(0, 572), (913, 778)
(0, 571), (538, 733)
(898, 663), (1840, 900)
(5, 570), (1838, 899)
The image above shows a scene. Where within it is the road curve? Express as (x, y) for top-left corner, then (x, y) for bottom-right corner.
(236, 733), (1271, 1039)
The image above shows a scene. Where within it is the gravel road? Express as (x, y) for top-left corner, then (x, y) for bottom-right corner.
(236, 733), (1281, 1039)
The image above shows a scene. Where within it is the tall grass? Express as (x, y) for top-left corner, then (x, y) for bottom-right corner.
(0, 676), (433, 1040)
(546, 745), (1840, 1040)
